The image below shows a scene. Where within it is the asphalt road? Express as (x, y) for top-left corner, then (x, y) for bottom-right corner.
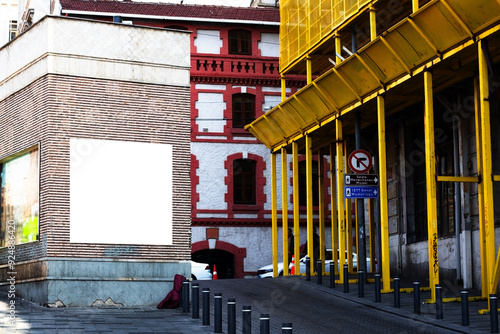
(198, 276), (488, 334)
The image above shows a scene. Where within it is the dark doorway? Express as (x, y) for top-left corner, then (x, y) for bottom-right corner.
(192, 249), (235, 279)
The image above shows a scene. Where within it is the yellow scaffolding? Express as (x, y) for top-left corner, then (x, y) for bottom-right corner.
(424, 70), (439, 302)
(253, 0), (500, 300)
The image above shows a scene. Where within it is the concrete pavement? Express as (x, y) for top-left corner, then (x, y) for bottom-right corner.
(0, 275), (495, 333)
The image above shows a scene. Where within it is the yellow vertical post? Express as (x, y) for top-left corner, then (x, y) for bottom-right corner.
(355, 200), (359, 266)
(377, 95), (391, 292)
(336, 119), (346, 282)
(412, 0), (419, 13)
(318, 153), (326, 274)
(293, 142), (301, 275)
(478, 40), (496, 296)
(282, 147), (289, 276)
(271, 152), (278, 278)
(306, 57), (312, 85)
(335, 34), (342, 64)
(345, 140), (353, 272)
(474, 77), (488, 298)
(424, 70), (439, 301)
(330, 143), (339, 274)
(368, 199), (375, 273)
(306, 135), (314, 276)
(346, 198), (353, 272)
(369, 6), (377, 41)
(281, 76), (287, 101)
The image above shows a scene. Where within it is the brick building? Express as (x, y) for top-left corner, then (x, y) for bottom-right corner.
(56, 0), (307, 278)
(0, 16), (191, 306)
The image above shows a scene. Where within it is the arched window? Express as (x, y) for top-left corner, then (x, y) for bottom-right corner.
(233, 159), (256, 205)
(232, 93), (255, 128)
(228, 29), (251, 55)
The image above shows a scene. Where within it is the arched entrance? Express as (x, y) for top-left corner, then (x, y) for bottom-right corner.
(192, 240), (246, 279)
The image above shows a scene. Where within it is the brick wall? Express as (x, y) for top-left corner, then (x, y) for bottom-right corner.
(0, 73), (191, 262)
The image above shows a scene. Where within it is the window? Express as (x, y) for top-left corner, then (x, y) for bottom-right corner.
(232, 93), (255, 128)
(229, 29), (251, 55)
(298, 160), (319, 206)
(0, 146), (39, 247)
(233, 159), (256, 205)
(9, 21), (17, 41)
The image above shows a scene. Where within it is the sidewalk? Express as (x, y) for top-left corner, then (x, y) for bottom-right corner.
(0, 291), (212, 334)
(0, 275), (496, 333)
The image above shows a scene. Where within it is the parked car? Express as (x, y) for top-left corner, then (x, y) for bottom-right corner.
(257, 249), (371, 278)
(190, 261), (212, 280)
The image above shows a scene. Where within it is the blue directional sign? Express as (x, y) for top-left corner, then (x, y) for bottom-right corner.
(344, 186), (379, 198)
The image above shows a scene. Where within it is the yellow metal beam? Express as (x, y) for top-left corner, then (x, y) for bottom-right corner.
(369, 199), (375, 273)
(293, 142), (301, 275)
(377, 95), (391, 292)
(412, 0), (419, 13)
(282, 147), (289, 276)
(424, 70), (439, 302)
(474, 77), (488, 298)
(318, 153), (326, 274)
(330, 143), (339, 275)
(306, 135), (314, 276)
(492, 246), (500, 294)
(494, 175), (500, 182)
(271, 152), (278, 278)
(345, 139), (353, 272)
(440, 0), (474, 39)
(346, 198), (353, 272)
(335, 34), (342, 64)
(436, 176), (479, 183)
(281, 76), (287, 101)
(306, 57), (312, 84)
(369, 6), (377, 41)
(479, 40), (496, 296)
(336, 118), (346, 283)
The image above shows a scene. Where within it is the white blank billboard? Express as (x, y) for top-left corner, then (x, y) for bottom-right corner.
(70, 139), (173, 245)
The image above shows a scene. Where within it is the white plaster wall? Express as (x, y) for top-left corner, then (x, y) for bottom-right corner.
(195, 92), (226, 133)
(194, 29), (221, 54)
(0, 16), (190, 100)
(192, 142), (277, 211)
(0, 0), (17, 47)
(262, 94), (281, 111)
(259, 32), (279, 57)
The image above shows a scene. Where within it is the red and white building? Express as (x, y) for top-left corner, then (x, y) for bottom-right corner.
(56, 0), (307, 278)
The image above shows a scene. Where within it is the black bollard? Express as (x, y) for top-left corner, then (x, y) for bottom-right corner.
(358, 270), (364, 298)
(435, 285), (443, 319)
(192, 283), (199, 319)
(182, 280), (190, 313)
(228, 299), (236, 334)
(260, 314), (270, 334)
(343, 264), (349, 293)
(491, 294), (498, 334)
(282, 322), (293, 334)
(461, 290), (469, 326)
(305, 257), (311, 281)
(413, 281), (420, 314)
(202, 288), (210, 325)
(242, 306), (252, 334)
(374, 274), (381, 303)
(393, 277), (400, 308)
(330, 262), (335, 289)
(317, 260), (322, 285)
(214, 293), (222, 333)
